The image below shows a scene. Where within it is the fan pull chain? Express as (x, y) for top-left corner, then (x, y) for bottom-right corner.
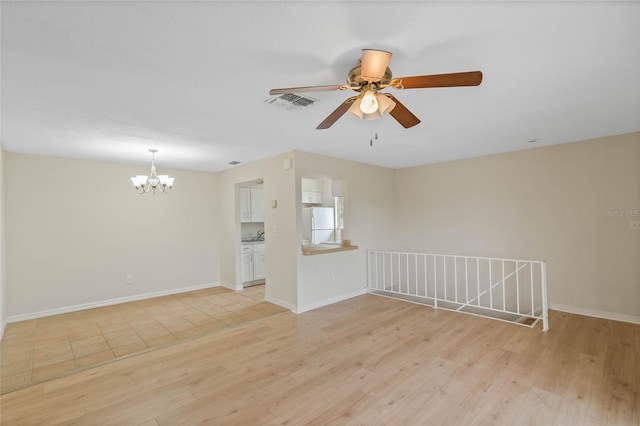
(370, 122), (374, 146)
(369, 122), (380, 147)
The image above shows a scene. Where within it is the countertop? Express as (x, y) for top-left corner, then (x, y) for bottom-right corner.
(300, 243), (358, 256)
(241, 240), (265, 245)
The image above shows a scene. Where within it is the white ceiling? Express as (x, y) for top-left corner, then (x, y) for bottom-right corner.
(1, 1), (639, 172)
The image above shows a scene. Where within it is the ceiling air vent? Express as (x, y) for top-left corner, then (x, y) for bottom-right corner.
(265, 93), (318, 109)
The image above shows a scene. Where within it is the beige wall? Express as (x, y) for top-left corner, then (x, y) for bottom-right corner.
(294, 151), (397, 310)
(5, 153), (220, 318)
(393, 133), (640, 319)
(217, 152), (299, 309)
(3, 133), (638, 323)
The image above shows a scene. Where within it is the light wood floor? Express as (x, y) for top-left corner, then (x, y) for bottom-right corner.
(0, 285), (285, 394)
(1, 294), (638, 425)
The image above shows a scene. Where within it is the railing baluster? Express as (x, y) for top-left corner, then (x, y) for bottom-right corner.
(454, 257), (458, 303)
(502, 260), (506, 311)
(382, 253), (386, 291)
(465, 257), (469, 305)
(443, 256), (447, 301)
(489, 260), (493, 309)
(516, 261), (520, 315)
(389, 253), (392, 292)
(530, 262), (534, 316)
(424, 254), (428, 300)
(413, 254), (417, 296)
(369, 252), (372, 290)
(398, 253), (402, 294)
(433, 255), (437, 308)
(476, 258), (480, 307)
(406, 253), (410, 295)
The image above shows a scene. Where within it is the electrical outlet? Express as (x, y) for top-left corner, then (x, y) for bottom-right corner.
(126, 276), (133, 284)
(630, 221), (640, 231)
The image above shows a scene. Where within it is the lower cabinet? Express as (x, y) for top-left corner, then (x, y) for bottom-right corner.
(241, 252), (253, 283)
(241, 243), (265, 283)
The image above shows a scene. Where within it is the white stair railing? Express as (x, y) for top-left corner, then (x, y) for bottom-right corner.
(366, 251), (548, 331)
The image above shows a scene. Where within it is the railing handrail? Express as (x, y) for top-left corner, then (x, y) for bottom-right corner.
(367, 250), (546, 265)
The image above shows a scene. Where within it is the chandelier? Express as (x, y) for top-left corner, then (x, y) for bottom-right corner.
(130, 149), (175, 194)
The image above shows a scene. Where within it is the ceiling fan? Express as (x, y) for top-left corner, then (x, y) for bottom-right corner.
(269, 49), (482, 130)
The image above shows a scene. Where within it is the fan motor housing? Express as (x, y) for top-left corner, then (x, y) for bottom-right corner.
(347, 65), (392, 91)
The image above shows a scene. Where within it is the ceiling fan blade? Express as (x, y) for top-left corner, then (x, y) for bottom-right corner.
(269, 84), (350, 96)
(360, 49), (392, 80)
(316, 97), (358, 130)
(385, 94), (421, 128)
(390, 71), (483, 89)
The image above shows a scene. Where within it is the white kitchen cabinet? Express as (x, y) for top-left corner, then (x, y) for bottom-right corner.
(252, 244), (265, 280)
(241, 243), (265, 283)
(239, 187), (252, 223)
(239, 186), (264, 223)
(241, 252), (253, 282)
(302, 191), (322, 204)
(250, 187), (264, 222)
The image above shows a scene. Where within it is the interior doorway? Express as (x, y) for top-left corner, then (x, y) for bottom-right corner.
(236, 178), (266, 296)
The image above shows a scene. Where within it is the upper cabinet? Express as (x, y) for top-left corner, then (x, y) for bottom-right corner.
(301, 191), (322, 204)
(301, 178), (328, 205)
(239, 187), (252, 222)
(250, 187), (264, 222)
(240, 186), (264, 223)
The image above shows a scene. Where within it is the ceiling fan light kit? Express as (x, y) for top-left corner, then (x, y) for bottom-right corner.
(269, 48), (482, 130)
(348, 93), (396, 120)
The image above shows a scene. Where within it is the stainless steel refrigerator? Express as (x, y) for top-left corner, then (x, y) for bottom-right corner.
(302, 207), (335, 244)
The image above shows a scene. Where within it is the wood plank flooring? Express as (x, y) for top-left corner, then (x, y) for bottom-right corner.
(0, 294), (638, 425)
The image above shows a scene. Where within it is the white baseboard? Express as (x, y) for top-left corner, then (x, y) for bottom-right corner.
(265, 295), (297, 312)
(550, 303), (640, 325)
(7, 282), (221, 323)
(295, 288), (369, 314)
(220, 281), (242, 291)
(0, 320), (6, 341)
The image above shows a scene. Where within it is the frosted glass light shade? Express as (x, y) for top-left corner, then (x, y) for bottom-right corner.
(362, 110), (382, 120)
(360, 90), (378, 114)
(377, 94), (396, 115)
(131, 175), (148, 188)
(348, 98), (364, 119)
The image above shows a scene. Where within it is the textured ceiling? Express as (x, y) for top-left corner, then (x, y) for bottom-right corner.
(1, 1), (639, 172)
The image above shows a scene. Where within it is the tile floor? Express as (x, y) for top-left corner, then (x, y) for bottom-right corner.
(0, 285), (286, 394)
